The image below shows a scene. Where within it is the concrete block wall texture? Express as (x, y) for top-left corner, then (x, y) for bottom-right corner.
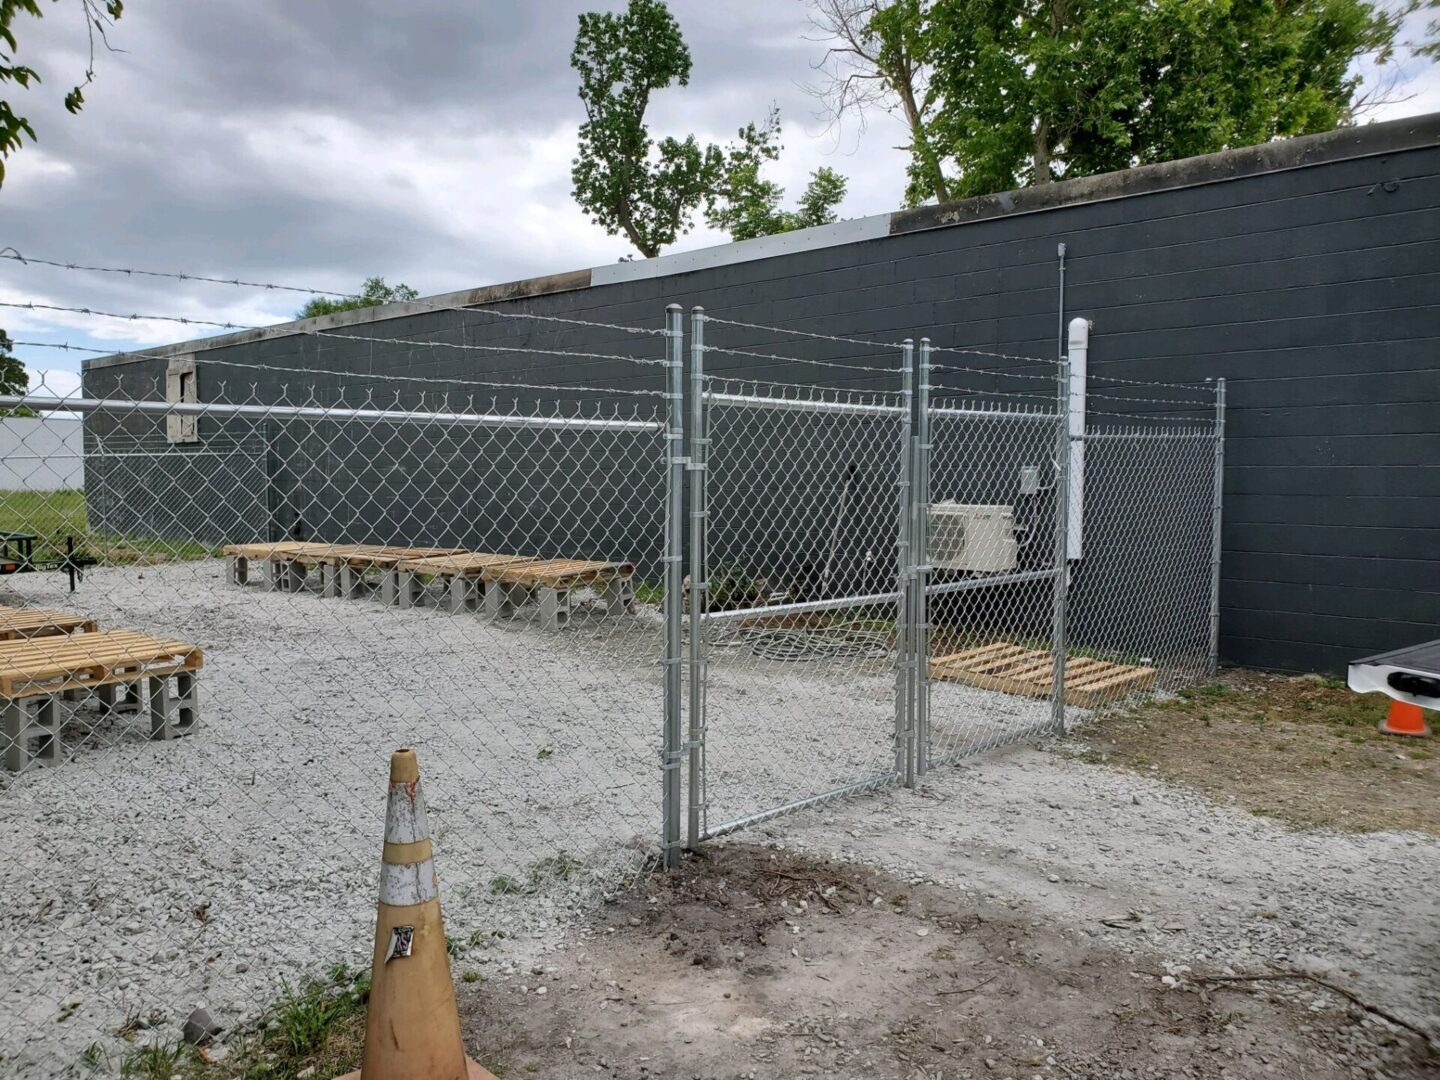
(81, 114), (1440, 674)
(0, 418), (83, 491)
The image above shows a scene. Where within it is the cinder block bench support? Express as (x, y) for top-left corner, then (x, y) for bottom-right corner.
(447, 575), (476, 613)
(484, 580), (528, 619)
(2, 695), (62, 772)
(538, 587), (572, 631)
(149, 671), (199, 740)
(602, 576), (635, 615)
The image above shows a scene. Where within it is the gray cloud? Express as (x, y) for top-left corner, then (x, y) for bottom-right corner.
(3, 0), (1433, 382)
(2, 0), (913, 371)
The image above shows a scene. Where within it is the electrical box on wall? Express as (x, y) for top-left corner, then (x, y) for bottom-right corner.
(928, 503), (1019, 572)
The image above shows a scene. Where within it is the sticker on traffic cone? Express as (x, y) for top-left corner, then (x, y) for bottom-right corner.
(336, 749), (496, 1080)
(1378, 700), (1430, 737)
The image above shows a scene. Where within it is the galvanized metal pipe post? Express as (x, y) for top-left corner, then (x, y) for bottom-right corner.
(1207, 377), (1227, 677)
(912, 339), (932, 777)
(1049, 355), (1072, 732)
(686, 307), (709, 849)
(894, 340), (915, 786)
(662, 304), (686, 868)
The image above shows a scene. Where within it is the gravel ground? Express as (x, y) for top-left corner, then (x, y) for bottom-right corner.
(10, 560), (1421, 1077)
(0, 559), (1043, 1076)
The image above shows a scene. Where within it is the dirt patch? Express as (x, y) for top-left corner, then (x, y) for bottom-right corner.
(455, 844), (1433, 1079)
(1066, 670), (1439, 835)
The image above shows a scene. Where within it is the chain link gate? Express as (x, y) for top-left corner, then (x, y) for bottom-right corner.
(676, 313), (1226, 846)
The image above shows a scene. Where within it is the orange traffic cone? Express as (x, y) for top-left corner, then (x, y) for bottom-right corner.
(1378, 700), (1430, 738)
(337, 749), (496, 1080)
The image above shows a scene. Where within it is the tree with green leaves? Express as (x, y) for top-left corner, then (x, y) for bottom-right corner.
(705, 109), (850, 241)
(296, 277), (420, 320)
(1417, 0), (1439, 57)
(571, 0), (847, 257)
(809, 0), (1414, 206)
(0, 329), (33, 415)
(1, 0), (123, 188)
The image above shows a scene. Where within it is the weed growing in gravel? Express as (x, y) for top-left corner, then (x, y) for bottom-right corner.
(187, 966), (369, 1080)
(120, 1041), (187, 1080)
(529, 852), (583, 885)
(489, 874), (524, 896)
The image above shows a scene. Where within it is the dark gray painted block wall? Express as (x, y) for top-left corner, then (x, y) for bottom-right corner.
(84, 138), (1440, 674)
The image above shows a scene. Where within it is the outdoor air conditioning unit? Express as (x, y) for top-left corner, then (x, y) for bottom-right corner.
(928, 502), (1018, 573)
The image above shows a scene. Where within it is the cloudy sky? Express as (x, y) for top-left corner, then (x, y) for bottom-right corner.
(2, 0), (1437, 397)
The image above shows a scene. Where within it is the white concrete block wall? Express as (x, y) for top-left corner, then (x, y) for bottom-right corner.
(0, 417), (84, 491)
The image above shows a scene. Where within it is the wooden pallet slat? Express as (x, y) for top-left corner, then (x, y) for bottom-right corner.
(395, 553), (539, 575)
(326, 546), (468, 569)
(484, 559), (635, 589)
(929, 640), (1156, 707)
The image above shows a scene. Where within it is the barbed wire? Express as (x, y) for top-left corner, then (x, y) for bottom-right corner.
(12, 340), (664, 399)
(701, 313), (908, 351)
(926, 343), (1063, 367)
(0, 302), (668, 368)
(1, 251), (1216, 396)
(700, 341), (902, 378)
(1087, 371), (1220, 392)
(927, 359), (1058, 383)
(0, 247), (665, 337)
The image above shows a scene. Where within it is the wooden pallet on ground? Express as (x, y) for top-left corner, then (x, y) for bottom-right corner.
(929, 642), (1156, 708)
(0, 605), (97, 641)
(0, 629), (203, 697)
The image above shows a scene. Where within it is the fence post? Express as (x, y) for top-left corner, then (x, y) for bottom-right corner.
(686, 306), (708, 849)
(895, 340), (915, 786)
(1049, 354), (1072, 733)
(1207, 377), (1227, 678)
(913, 339), (932, 777)
(662, 303), (686, 868)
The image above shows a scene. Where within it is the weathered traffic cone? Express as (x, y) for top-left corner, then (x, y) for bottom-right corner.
(1378, 700), (1430, 737)
(337, 749), (496, 1080)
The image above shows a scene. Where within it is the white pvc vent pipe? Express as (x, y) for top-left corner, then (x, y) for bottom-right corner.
(1067, 317), (1089, 560)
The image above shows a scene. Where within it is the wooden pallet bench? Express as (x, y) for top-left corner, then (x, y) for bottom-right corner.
(929, 642), (1157, 708)
(224, 542), (389, 590)
(0, 605), (97, 641)
(0, 630), (204, 772)
(311, 547), (471, 603)
(224, 543), (468, 598)
(391, 553), (540, 612)
(481, 559), (635, 630)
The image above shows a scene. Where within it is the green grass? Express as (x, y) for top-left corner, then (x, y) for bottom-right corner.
(0, 489), (216, 564)
(171, 966), (370, 1080)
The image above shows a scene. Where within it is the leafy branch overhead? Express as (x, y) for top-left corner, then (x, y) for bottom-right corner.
(297, 277), (419, 320)
(808, 0), (1424, 207)
(0, 0), (123, 188)
(571, 0), (847, 258)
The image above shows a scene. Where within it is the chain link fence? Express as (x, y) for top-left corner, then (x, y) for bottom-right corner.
(0, 300), (1221, 1076)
